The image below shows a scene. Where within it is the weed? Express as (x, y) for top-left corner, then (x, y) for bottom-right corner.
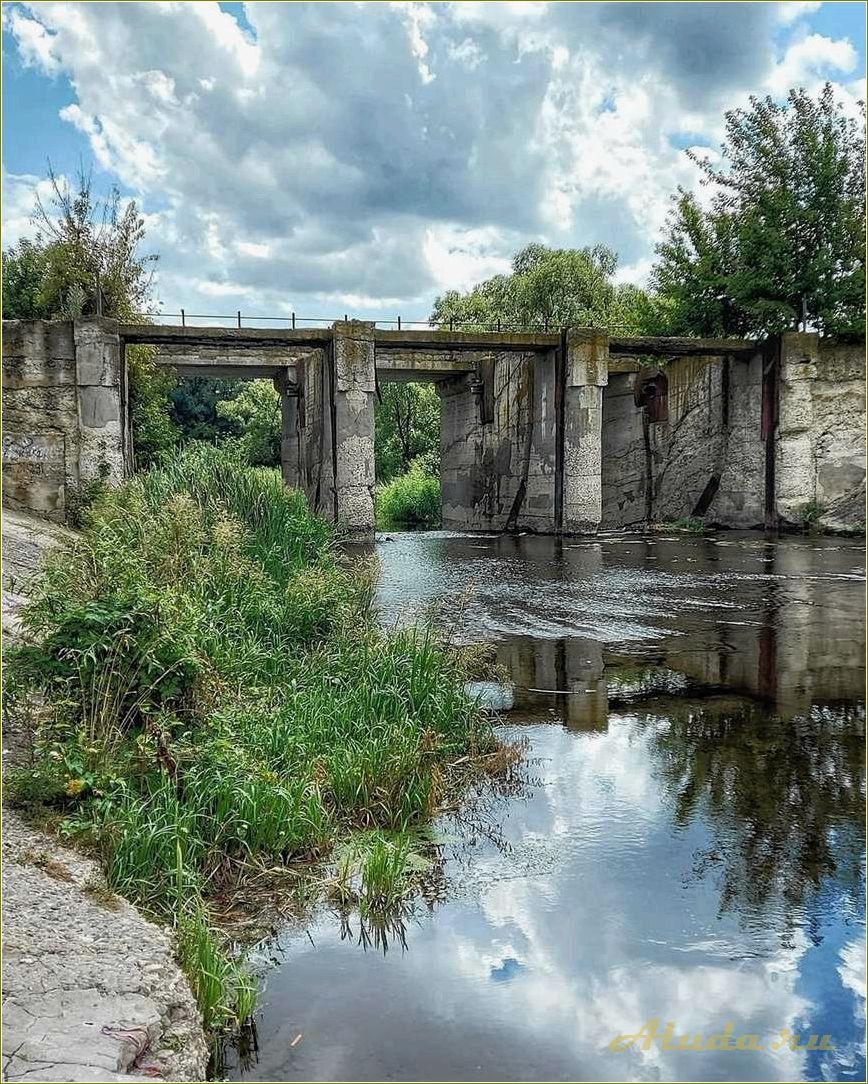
(671, 516), (708, 534)
(800, 499), (825, 534)
(4, 443), (495, 1035)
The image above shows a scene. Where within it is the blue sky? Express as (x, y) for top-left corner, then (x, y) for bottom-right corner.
(2, 1), (865, 321)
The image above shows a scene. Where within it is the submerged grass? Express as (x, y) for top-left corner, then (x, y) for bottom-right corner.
(4, 443), (495, 1032)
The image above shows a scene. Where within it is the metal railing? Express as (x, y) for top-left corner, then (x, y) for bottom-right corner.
(125, 310), (638, 334)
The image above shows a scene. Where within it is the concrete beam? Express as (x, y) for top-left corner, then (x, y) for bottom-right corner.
(119, 324), (331, 348)
(374, 328), (559, 353)
(609, 335), (760, 358)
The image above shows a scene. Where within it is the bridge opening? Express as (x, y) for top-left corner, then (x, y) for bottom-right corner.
(374, 379), (442, 530)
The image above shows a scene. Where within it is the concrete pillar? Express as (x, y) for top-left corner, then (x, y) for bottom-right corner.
(562, 329), (608, 533)
(73, 318), (124, 485)
(275, 368), (300, 489)
(331, 321), (376, 538)
(775, 332), (818, 524)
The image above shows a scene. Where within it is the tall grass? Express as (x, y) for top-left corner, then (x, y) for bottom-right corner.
(4, 443), (492, 1031)
(375, 459), (441, 529)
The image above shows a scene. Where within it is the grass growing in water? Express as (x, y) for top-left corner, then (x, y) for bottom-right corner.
(4, 443), (494, 1031)
(375, 458), (441, 529)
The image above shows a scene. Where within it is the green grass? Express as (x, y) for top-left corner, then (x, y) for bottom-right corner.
(375, 460), (441, 529)
(4, 442), (493, 1032)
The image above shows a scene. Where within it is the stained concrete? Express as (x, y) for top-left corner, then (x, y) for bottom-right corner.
(1, 812), (208, 1083)
(3, 321), (864, 536)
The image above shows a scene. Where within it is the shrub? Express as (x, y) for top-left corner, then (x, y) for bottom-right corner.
(5, 443), (491, 1031)
(376, 459), (441, 529)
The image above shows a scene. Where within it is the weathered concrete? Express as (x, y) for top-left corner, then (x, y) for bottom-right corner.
(2, 811), (208, 1083)
(2, 319), (125, 520)
(4, 320), (864, 535)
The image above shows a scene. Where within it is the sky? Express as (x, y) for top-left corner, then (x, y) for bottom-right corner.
(2, 1), (866, 323)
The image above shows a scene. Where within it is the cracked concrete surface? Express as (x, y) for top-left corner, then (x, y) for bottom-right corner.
(2, 812), (208, 1082)
(2, 509), (209, 1082)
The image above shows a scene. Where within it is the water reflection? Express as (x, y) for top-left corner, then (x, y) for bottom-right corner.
(224, 532), (865, 1083)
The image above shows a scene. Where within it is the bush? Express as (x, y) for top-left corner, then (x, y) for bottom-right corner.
(376, 459), (441, 529)
(5, 443), (490, 1030)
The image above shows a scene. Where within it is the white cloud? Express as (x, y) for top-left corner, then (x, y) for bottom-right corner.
(766, 32), (859, 97)
(2, 1), (864, 318)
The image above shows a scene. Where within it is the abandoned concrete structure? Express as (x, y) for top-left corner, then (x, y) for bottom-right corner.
(2, 317), (864, 536)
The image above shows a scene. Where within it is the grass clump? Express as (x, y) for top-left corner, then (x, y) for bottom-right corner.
(375, 458), (441, 530)
(4, 442), (493, 1032)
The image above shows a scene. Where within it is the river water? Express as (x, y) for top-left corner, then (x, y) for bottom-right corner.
(225, 531), (866, 1083)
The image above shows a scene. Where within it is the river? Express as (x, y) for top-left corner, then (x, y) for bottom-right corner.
(223, 530), (866, 1083)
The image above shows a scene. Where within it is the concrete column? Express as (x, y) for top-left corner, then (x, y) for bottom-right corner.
(562, 329), (608, 533)
(73, 318), (124, 485)
(331, 321), (376, 538)
(275, 368), (300, 489)
(775, 332), (818, 524)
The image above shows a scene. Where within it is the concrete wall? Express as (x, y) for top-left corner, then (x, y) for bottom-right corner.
(601, 353), (758, 528)
(440, 350), (558, 532)
(3, 320), (862, 537)
(294, 323), (376, 537)
(812, 337), (865, 532)
(2, 319), (124, 520)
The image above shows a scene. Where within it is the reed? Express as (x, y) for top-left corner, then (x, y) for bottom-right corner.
(4, 443), (493, 1033)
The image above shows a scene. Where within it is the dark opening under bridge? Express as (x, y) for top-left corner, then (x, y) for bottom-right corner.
(3, 317), (864, 537)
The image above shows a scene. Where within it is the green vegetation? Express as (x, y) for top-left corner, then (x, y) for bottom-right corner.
(376, 383), (441, 483)
(4, 444), (493, 1030)
(671, 516), (708, 534)
(432, 241), (661, 332)
(653, 84), (866, 337)
(799, 499), (825, 534)
(376, 459), (441, 530)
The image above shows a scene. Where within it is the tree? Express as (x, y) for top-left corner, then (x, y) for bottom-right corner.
(430, 243), (662, 332)
(653, 84), (866, 336)
(1, 166), (180, 467)
(2, 239), (50, 319)
(217, 379), (282, 467)
(375, 383), (441, 482)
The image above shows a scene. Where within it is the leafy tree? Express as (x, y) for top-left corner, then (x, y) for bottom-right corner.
(2, 239), (50, 319)
(431, 243), (661, 332)
(1, 167), (180, 466)
(375, 383), (441, 482)
(654, 84), (866, 336)
(3, 166), (157, 320)
(217, 379), (282, 467)
(170, 377), (242, 442)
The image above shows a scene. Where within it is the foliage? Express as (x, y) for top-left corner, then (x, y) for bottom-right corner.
(4, 443), (490, 1028)
(431, 242), (662, 332)
(127, 346), (182, 470)
(376, 459), (441, 530)
(375, 383), (441, 482)
(2, 239), (51, 319)
(653, 84), (866, 336)
(2, 166), (156, 321)
(169, 377), (242, 443)
(216, 379), (282, 467)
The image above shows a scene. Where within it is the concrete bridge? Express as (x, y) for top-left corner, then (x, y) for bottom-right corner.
(2, 318), (864, 537)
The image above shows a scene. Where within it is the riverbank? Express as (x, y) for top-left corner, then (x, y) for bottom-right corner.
(2, 509), (209, 1082)
(2, 449), (497, 1070)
